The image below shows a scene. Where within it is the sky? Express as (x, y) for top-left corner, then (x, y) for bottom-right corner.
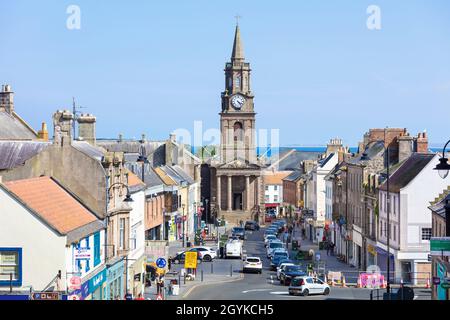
(1, 0), (450, 147)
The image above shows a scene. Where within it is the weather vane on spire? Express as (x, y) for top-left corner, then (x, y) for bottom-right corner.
(235, 14), (242, 26)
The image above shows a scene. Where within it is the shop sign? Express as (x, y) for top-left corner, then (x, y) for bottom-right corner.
(32, 292), (60, 300)
(367, 245), (377, 256)
(430, 237), (450, 256)
(69, 276), (82, 291)
(89, 269), (106, 293)
(441, 282), (450, 289)
(74, 247), (91, 260)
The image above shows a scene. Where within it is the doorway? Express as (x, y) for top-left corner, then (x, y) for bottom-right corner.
(233, 193), (243, 210)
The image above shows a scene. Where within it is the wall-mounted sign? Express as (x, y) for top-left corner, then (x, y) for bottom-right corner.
(32, 292), (60, 300)
(74, 247), (91, 260)
(430, 237), (450, 256)
(69, 276), (82, 291)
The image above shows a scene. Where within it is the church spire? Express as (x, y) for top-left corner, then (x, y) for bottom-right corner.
(231, 24), (244, 61)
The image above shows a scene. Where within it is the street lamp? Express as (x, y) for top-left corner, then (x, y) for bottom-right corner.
(182, 204), (186, 248)
(108, 183), (134, 203)
(434, 140), (450, 179)
(434, 140), (450, 236)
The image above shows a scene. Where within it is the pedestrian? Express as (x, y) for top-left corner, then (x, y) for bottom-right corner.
(326, 242), (330, 256)
(135, 293), (145, 300)
(168, 257), (172, 271)
(330, 242), (335, 256)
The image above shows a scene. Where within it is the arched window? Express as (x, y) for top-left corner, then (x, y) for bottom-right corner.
(233, 122), (243, 142)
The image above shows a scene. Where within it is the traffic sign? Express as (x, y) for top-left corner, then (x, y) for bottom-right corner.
(441, 282), (450, 289)
(184, 251), (198, 269)
(156, 258), (167, 269)
(156, 294), (163, 300)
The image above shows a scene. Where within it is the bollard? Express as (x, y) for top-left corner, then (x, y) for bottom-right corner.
(211, 263), (214, 274)
(230, 264), (233, 277)
(184, 274), (186, 285)
(201, 270), (204, 282)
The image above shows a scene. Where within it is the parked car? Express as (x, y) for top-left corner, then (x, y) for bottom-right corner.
(267, 240), (285, 259)
(277, 262), (295, 280)
(231, 227), (246, 240)
(280, 265), (307, 286)
(264, 234), (277, 247)
(225, 239), (243, 259)
(243, 257), (263, 274)
(270, 251), (290, 270)
(188, 246), (217, 262)
(172, 251), (202, 264)
(289, 276), (330, 296)
(244, 221), (260, 231)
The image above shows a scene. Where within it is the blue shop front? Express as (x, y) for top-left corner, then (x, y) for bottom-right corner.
(105, 258), (125, 300)
(68, 267), (107, 300)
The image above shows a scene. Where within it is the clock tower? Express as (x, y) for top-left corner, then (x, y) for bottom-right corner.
(220, 24), (257, 164)
(210, 24), (263, 226)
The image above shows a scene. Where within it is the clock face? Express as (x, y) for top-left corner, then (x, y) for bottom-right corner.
(231, 95), (245, 110)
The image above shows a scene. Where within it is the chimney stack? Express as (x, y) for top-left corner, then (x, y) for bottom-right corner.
(53, 110), (74, 146)
(37, 122), (49, 141)
(416, 131), (428, 153)
(0, 84), (14, 114)
(398, 134), (414, 163)
(77, 113), (96, 146)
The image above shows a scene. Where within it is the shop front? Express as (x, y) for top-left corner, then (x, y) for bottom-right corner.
(68, 267), (107, 300)
(376, 245), (395, 279)
(128, 255), (146, 297)
(366, 243), (377, 267)
(105, 258), (125, 300)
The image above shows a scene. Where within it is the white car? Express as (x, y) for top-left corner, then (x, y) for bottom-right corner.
(192, 246), (217, 261)
(277, 263), (295, 279)
(267, 241), (284, 259)
(288, 276), (330, 296)
(225, 239), (243, 259)
(243, 257), (262, 274)
(264, 234), (277, 247)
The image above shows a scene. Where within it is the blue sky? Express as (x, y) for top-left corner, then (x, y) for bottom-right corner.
(1, 0), (450, 146)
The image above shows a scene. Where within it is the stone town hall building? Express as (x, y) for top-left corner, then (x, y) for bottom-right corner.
(207, 25), (264, 225)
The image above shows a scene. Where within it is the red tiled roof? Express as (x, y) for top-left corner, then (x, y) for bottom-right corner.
(3, 176), (98, 235)
(126, 169), (145, 187)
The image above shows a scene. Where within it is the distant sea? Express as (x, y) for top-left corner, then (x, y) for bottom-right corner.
(192, 146), (442, 156)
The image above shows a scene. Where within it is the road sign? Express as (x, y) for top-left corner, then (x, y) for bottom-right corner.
(433, 277), (441, 285)
(430, 237), (450, 256)
(156, 258), (167, 269)
(32, 292), (60, 300)
(184, 251), (198, 269)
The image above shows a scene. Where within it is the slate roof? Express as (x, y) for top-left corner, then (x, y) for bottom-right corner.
(0, 111), (38, 140)
(318, 153), (335, 168)
(379, 153), (435, 193)
(271, 149), (322, 171)
(0, 141), (51, 170)
(283, 170), (304, 182)
(2, 176), (104, 244)
(125, 162), (165, 189)
(347, 141), (384, 164)
(72, 141), (105, 162)
(429, 193), (450, 220)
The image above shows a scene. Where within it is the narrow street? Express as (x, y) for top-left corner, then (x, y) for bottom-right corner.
(184, 226), (432, 300)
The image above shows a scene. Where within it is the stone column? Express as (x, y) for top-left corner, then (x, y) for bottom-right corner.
(246, 175), (251, 211)
(228, 175), (233, 211)
(217, 175), (221, 211)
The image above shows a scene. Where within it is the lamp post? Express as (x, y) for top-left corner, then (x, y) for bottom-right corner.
(434, 139), (450, 235)
(205, 198), (210, 229)
(384, 127), (391, 296)
(182, 204), (186, 248)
